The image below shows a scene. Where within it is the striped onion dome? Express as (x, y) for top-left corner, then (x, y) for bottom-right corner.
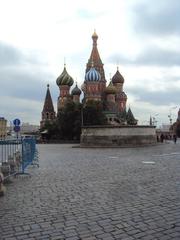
(71, 83), (81, 96)
(56, 65), (74, 87)
(112, 67), (124, 84)
(85, 67), (101, 82)
(105, 81), (116, 94)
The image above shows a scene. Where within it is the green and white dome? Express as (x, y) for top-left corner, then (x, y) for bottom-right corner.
(56, 65), (74, 87)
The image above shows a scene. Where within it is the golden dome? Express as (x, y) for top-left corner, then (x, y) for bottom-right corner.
(92, 30), (98, 39)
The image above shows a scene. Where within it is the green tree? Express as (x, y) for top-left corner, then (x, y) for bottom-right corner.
(83, 100), (107, 126)
(126, 108), (137, 125)
(40, 120), (60, 140)
(57, 101), (82, 140)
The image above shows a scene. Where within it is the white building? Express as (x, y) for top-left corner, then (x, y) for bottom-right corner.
(0, 117), (7, 139)
(20, 123), (39, 134)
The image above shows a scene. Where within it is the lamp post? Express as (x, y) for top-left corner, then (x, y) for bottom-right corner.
(152, 114), (159, 126)
(168, 106), (177, 125)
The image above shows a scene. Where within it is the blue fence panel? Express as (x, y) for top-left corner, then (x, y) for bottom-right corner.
(21, 137), (36, 173)
(0, 137), (39, 177)
(0, 140), (22, 177)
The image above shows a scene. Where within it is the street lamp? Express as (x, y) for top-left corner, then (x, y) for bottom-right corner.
(152, 114), (158, 126)
(168, 106), (177, 125)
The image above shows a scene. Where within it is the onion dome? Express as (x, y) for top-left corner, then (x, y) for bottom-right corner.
(71, 83), (81, 96)
(56, 65), (74, 87)
(112, 67), (124, 84)
(105, 81), (116, 94)
(85, 67), (101, 82)
(119, 91), (127, 99)
(92, 30), (98, 40)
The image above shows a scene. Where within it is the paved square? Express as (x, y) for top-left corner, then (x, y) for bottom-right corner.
(0, 142), (180, 239)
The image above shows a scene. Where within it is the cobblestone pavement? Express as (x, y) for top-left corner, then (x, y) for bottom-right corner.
(0, 142), (180, 240)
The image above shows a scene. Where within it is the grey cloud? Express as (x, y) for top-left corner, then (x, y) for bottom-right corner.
(136, 47), (180, 66)
(77, 9), (105, 19)
(127, 86), (179, 106)
(131, 0), (180, 36)
(0, 42), (48, 67)
(108, 45), (180, 66)
(0, 42), (23, 66)
(0, 67), (58, 124)
(0, 67), (58, 102)
(0, 96), (42, 124)
(0, 41), (56, 103)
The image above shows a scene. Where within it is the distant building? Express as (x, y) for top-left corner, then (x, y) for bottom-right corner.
(0, 117), (7, 139)
(156, 124), (172, 139)
(20, 123), (39, 134)
(171, 108), (180, 137)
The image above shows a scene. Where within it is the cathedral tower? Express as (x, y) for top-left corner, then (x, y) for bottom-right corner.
(56, 65), (74, 111)
(83, 65), (102, 102)
(105, 80), (116, 111)
(112, 67), (127, 112)
(71, 83), (81, 103)
(86, 31), (106, 94)
(40, 84), (56, 128)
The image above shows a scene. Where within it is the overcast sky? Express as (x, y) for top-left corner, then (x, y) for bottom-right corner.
(0, 0), (179, 126)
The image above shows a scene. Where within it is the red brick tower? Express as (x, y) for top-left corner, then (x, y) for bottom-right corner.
(40, 84), (56, 128)
(86, 31), (106, 94)
(56, 64), (74, 111)
(105, 81), (116, 111)
(112, 67), (127, 112)
(71, 83), (81, 103)
(83, 64), (102, 102)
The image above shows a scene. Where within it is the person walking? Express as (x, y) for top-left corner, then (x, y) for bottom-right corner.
(160, 133), (164, 143)
(173, 134), (177, 144)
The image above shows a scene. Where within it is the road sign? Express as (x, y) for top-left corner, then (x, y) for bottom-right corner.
(13, 126), (20, 132)
(13, 118), (21, 126)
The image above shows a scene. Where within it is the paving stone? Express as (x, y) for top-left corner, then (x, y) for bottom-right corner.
(0, 143), (180, 240)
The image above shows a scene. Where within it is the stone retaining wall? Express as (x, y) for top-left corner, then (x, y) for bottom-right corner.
(80, 125), (156, 147)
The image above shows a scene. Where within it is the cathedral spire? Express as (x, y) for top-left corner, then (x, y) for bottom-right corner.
(150, 116), (153, 126)
(43, 84), (55, 112)
(92, 29), (98, 46)
(89, 31), (101, 66)
(40, 84), (56, 128)
(86, 31), (106, 82)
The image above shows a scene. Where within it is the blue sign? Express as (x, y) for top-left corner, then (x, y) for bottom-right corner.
(13, 125), (20, 132)
(13, 118), (21, 126)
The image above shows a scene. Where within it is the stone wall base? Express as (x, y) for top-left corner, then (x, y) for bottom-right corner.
(80, 125), (156, 147)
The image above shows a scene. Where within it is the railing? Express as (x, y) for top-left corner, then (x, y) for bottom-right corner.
(0, 137), (39, 179)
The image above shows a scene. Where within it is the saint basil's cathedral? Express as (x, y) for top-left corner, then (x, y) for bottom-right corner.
(40, 31), (137, 128)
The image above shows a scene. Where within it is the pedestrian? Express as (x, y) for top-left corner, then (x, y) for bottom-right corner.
(0, 172), (5, 197)
(173, 134), (177, 144)
(160, 134), (164, 143)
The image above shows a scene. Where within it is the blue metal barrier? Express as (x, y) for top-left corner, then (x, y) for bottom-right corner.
(0, 137), (39, 178)
(21, 137), (39, 174)
(0, 140), (22, 178)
